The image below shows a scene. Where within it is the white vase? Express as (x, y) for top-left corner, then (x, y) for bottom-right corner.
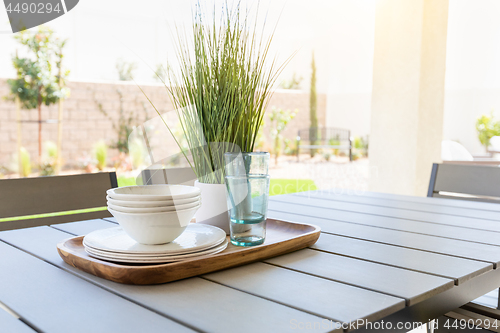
(194, 180), (230, 234)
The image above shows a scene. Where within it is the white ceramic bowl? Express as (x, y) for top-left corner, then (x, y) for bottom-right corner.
(107, 199), (201, 213)
(108, 205), (201, 245)
(106, 195), (200, 208)
(107, 185), (201, 201)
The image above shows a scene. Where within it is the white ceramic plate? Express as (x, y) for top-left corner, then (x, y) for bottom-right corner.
(107, 185), (201, 201)
(85, 240), (228, 264)
(107, 199), (201, 213)
(83, 224), (226, 255)
(106, 196), (200, 208)
(84, 236), (226, 258)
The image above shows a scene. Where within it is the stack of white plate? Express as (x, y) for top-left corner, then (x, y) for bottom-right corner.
(106, 185), (202, 245)
(83, 224), (227, 264)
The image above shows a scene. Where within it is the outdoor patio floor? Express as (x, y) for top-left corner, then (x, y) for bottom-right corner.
(269, 156), (370, 193)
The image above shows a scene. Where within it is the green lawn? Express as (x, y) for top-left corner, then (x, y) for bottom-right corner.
(0, 176), (316, 223)
(0, 207), (108, 222)
(119, 176), (318, 196)
(117, 175), (137, 187)
(269, 179), (317, 196)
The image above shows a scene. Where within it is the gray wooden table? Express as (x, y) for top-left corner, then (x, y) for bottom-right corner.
(2, 190), (500, 333)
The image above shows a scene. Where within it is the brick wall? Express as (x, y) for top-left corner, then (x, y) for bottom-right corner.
(0, 79), (325, 169)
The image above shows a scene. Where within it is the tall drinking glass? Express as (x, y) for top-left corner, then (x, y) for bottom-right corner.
(224, 152), (270, 246)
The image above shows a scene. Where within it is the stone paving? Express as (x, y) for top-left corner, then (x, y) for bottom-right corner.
(269, 155), (371, 194)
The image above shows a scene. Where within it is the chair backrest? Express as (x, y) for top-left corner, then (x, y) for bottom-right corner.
(427, 163), (500, 203)
(298, 127), (351, 144)
(0, 172), (117, 231)
(141, 167), (196, 186)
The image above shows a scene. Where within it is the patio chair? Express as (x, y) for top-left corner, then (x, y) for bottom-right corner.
(428, 163), (500, 203)
(432, 304), (500, 333)
(0, 172), (117, 231)
(141, 167), (196, 186)
(428, 163), (500, 332)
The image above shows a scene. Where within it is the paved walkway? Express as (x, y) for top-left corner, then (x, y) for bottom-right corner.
(269, 155), (371, 194)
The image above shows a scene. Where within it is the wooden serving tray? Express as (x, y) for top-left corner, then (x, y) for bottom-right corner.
(57, 218), (320, 285)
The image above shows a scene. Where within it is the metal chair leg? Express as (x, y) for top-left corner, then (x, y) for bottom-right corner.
(497, 288), (500, 310)
(426, 320), (435, 333)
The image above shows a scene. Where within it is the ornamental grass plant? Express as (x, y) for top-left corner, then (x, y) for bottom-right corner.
(144, 2), (289, 184)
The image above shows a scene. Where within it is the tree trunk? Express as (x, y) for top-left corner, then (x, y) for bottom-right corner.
(56, 100), (63, 174)
(16, 96), (22, 176)
(38, 99), (42, 161)
(274, 135), (279, 165)
(310, 52), (318, 157)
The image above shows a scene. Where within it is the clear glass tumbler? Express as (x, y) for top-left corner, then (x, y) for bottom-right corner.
(224, 152), (270, 246)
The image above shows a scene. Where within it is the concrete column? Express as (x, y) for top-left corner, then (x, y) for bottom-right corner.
(369, 0), (449, 196)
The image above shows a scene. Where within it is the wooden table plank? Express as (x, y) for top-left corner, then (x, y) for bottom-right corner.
(263, 249), (454, 306)
(0, 226), (333, 333)
(204, 262), (405, 324)
(271, 196), (500, 234)
(51, 219), (117, 235)
(55, 217), (458, 304)
(267, 210), (500, 266)
(294, 191), (500, 222)
(269, 199), (500, 247)
(0, 240), (193, 333)
(0, 310), (35, 333)
(337, 189), (500, 213)
(313, 233), (492, 285)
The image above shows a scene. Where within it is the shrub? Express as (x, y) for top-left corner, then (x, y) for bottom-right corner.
(116, 58), (137, 81)
(328, 138), (341, 156)
(129, 138), (147, 169)
(77, 152), (94, 173)
(93, 141), (108, 171)
(476, 113), (500, 150)
(283, 138), (297, 156)
(94, 89), (148, 154)
(352, 136), (369, 158)
(309, 52), (318, 157)
(352, 151), (361, 161)
(323, 151), (332, 162)
(0, 165), (8, 179)
(269, 107), (298, 164)
(39, 141), (59, 176)
(279, 73), (303, 90)
(19, 147), (31, 177)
